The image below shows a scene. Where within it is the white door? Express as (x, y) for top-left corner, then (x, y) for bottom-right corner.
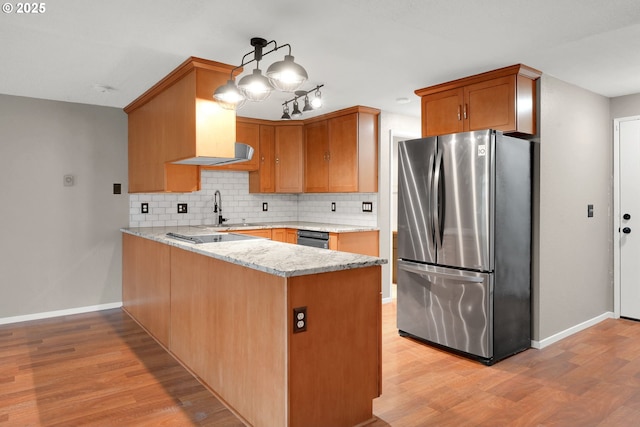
(618, 117), (640, 319)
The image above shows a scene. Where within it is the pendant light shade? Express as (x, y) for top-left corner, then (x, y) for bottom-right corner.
(302, 95), (313, 112)
(266, 55), (308, 92)
(238, 68), (273, 102)
(291, 99), (302, 118)
(213, 79), (246, 110)
(281, 103), (291, 120)
(311, 88), (322, 109)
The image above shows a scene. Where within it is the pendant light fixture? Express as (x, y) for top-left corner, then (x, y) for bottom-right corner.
(238, 68), (273, 101)
(266, 55), (308, 92)
(213, 79), (246, 110)
(213, 37), (309, 110)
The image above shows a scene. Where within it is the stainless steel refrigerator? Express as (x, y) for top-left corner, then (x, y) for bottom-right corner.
(397, 129), (531, 365)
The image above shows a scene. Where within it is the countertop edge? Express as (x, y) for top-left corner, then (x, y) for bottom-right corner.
(121, 227), (387, 278)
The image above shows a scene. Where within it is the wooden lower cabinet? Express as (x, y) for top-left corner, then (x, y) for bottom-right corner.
(170, 248), (287, 426)
(122, 234), (381, 427)
(232, 228), (272, 239)
(286, 229), (298, 244)
(121, 233), (171, 346)
(329, 230), (379, 257)
(270, 228), (298, 243)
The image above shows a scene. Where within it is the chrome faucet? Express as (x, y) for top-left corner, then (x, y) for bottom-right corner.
(213, 190), (226, 226)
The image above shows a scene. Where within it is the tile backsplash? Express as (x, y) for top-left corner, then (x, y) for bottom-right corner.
(129, 170), (378, 228)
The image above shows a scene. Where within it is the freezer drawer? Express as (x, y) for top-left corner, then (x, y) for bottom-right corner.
(397, 260), (494, 359)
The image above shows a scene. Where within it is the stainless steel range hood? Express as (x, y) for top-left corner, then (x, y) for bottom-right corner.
(171, 142), (254, 166)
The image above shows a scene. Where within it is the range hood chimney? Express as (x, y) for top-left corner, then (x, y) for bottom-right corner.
(171, 142), (254, 166)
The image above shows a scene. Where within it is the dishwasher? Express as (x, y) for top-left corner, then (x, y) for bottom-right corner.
(297, 229), (330, 249)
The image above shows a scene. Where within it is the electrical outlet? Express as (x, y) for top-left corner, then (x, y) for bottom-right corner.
(362, 202), (373, 212)
(331, 202), (336, 212)
(293, 307), (307, 333)
(177, 203), (188, 214)
(141, 203), (149, 214)
(587, 204), (594, 218)
(262, 202), (268, 212)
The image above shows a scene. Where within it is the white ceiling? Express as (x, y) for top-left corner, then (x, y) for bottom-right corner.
(2, 0), (640, 121)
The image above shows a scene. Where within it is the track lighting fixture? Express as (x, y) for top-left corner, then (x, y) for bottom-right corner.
(213, 37), (309, 110)
(279, 84), (324, 120)
(281, 103), (291, 120)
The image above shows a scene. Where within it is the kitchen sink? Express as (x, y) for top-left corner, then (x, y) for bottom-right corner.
(166, 232), (261, 244)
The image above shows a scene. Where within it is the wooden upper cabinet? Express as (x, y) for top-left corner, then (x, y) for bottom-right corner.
(275, 124), (304, 193)
(304, 106), (380, 193)
(202, 118), (260, 172)
(250, 122), (303, 194)
(421, 88), (465, 137)
(124, 57), (237, 193)
(304, 120), (330, 193)
(416, 64), (541, 138)
(249, 124), (276, 193)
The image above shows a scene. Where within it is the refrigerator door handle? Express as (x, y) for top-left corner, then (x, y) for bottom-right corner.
(398, 260), (485, 283)
(432, 150), (444, 250)
(427, 152), (436, 242)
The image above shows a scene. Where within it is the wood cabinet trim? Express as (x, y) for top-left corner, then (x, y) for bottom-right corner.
(125, 57), (237, 113)
(303, 105), (381, 124)
(414, 64), (541, 97)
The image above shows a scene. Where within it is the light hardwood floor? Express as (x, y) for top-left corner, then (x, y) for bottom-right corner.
(2, 300), (640, 426)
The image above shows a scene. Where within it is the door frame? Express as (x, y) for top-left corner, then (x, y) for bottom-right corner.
(613, 115), (640, 318)
(384, 129), (419, 303)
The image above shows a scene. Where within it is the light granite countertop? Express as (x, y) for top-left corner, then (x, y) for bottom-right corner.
(122, 225), (387, 278)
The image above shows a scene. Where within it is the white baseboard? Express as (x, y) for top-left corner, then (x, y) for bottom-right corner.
(530, 311), (614, 349)
(0, 302), (123, 326)
(382, 296), (394, 304)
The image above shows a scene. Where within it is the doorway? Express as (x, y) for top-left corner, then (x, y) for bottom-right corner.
(386, 130), (419, 301)
(614, 116), (640, 319)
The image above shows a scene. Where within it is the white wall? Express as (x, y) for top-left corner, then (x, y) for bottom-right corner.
(0, 94), (129, 321)
(535, 75), (612, 341)
(611, 93), (640, 119)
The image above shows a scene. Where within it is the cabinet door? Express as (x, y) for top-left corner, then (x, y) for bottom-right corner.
(122, 234), (171, 346)
(271, 228), (286, 242)
(328, 113), (359, 192)
(421, 88), (464, 137)
(249, 125), (275, 193)
(464, 75), (516, 132)
(275, 125), (303, 193)
(285, 229), (298, 244)
(203, 120), (260, 171)
(233, 229), (272, 239)
(304, 120), (329, 192)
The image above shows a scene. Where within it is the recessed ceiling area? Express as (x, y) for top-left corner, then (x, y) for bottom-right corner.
(1, 0), (640, 120)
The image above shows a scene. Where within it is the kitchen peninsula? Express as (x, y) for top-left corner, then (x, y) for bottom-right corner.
(121, 226), (386, 427)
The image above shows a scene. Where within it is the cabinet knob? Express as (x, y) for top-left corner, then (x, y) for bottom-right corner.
(463, 104), (468, 119)
(457, 105), (461, 121)
(623, 227), (632, 234)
